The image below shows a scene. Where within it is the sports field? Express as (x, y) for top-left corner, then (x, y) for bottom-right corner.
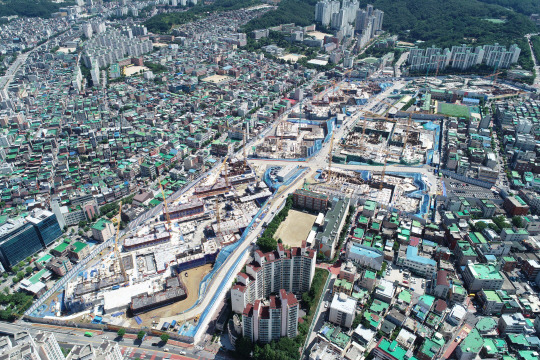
(274, 210), (316, 247)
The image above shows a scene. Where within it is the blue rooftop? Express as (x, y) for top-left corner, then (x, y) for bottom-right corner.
(406, 246), (436, 266)
(349, 243), (383, 258)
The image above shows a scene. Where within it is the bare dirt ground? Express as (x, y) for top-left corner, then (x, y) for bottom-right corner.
(274, 209), (316, 247)
(137, 264), (212, 326)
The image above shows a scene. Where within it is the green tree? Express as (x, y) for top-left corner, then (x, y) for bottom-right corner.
(137, 331), (146, 340)
(117, 328), (126, 337)
(473, 221), (488, 232)
(257, 236), (277, 252)
(160, 333), (169, 343)
(25, 267), (32, 275)
(234, 335), (253, 359)
(352, 312), (363, 328)
(512, 216), (524, 228)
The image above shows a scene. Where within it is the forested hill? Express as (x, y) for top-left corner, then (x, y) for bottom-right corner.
(371, 0), (536, 48)
(0, 0), (72, 18)
(242, 0), (536, 49)
(476, 0), (540, 15)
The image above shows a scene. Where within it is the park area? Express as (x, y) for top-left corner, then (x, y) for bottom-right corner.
(136, 264), (212, 326)
(273, 210), (316, 247)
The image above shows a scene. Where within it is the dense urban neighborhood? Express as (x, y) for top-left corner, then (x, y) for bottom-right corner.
(2, 1), (540, 360)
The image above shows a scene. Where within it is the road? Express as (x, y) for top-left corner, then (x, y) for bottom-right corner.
(0, 52), (29, 91)
(0, 321), (226, 360)
(440, 323), (472, 359)
(161, 166), (312, 343)
(525, 33), (540, 88)
(394, 51), (409, 78)
(0, 29), (78, 92)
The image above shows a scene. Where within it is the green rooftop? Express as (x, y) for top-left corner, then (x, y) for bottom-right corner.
(53, 240), (71, 253)
(475, 317), (497, 332)
(35, 254), (52, 265)
(71, 241), (88, 253)
(398, 289), (412, 303)
(460, 328), (484, 353)
(29, 268), (49, 284)
(92, 218), (112, 231)
(469, 263), (503, 281)
(377, 338), (408, 360)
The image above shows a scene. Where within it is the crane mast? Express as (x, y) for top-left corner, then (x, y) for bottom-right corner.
(114, 203), (128, 284)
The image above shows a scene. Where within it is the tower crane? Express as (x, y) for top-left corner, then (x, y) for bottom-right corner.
(243, 126), (247, 168)
(159, 182), (172, 235)
(114, 203), (128, 284)
(214, 156), (229, 237)
(327, 133), (334, 182)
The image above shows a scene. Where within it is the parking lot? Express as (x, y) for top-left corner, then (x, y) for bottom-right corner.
(385, 263), (427, 296)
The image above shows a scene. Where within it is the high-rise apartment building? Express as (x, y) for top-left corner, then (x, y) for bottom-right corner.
(315, 1), (340, 27)
(231, 243), (316, 314)
(242, 289), (299, 344)
(407, 43), (521, 72)
(0, 331), (64, 360)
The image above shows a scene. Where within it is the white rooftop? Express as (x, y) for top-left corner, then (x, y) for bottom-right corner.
(330, 293), (356, 315)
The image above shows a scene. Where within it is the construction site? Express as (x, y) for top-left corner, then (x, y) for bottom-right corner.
(333, 109), (437, 166)
(251, 78), (387, 160)
(310, 168), (425, 216)
(253, 119), (329, 160)
(62, 155), (273, 328)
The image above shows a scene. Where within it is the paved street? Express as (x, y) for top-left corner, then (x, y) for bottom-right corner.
(441, 323), (473, 359)
(0, 321), (224, 360)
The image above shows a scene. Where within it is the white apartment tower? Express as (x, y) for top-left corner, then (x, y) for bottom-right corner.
(231, 242), (316, 314)
(242, 289), (299, 344)
(315, 1), (341, 27)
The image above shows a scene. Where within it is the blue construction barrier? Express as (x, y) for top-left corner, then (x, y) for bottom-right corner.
(387, 171), (430, 217)
(178, 168), (307, 338)
(421, 121), (440, 166)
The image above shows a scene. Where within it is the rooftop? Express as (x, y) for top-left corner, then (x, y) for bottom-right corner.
(376, 338), (408, 360)
(406, 246), (436, 266)
(330, 293), (356, 314)
(468, 263), (503, 280)
(460, 328), (484, 353)
(92, 218), (112, 231)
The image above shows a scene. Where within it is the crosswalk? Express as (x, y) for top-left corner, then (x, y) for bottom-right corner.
(120, 346), (212, 360)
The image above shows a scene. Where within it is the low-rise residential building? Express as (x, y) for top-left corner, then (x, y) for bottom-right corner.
(46, 256), (73, 276)
(498, 313), (535, 334)
(463, 262), (504, 292)
(477, 290), (504, 315)
(346, 243), (384, 271)
(503, 196), (529, 216)
(68, 241), (90, 262)
(399, 246), (437, 277)
(91, 218), (115, 242)
(329, 293), (357, 328)
(456, 328), (483, 360)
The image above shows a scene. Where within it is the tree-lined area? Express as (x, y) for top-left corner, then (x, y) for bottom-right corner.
(242, 0), (318, 33)
(477, 0), (540, 15)
(242, 0), (536, 51)
(372, 0), (536, 49)
(0, 0), (73, 18)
